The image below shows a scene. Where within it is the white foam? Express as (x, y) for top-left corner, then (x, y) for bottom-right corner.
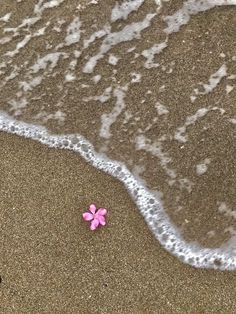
(19, 76), (43, 92)
(155, 101), (169, 115)
(218, 202), (236, 220)
(5, 35), (31, 57)
(83, 86), (112, 104)
(226, 85), (234, 94)
(83, 13), (156, 73)
(0, 13), (12, 22)
(228, 74), (236, 80)
(65, 73), (76, 82)
(174, 107), (225, 143)
(191, 65), (227, 102)
(83, 26), (111, 49)
(229, 118), (236, 124)
(135, 134), (177, 180)
(92, 74), (102, 83)
(1, 0), (236, 271)
(33, 110), (66, 124)
(142, 41), (167, 69)
(199, 65), (227, 94)
(163, 0), (236, 34)
(8, 98), (28, 116)
(0, 36), (12, 45)
(31, 52), (67, 73)
(0, 112), (235, 270)
(53, 19), (66, 32)
(111, 0), (144, 22)
(4, 17), (40, 36)
(2, 0), (63, 41)
(34, 0), (65, 15)
(100, 85), (128, 138)
(65, 17), (81, 46)
(196, 159), (210, 176)
(108, 54), (119, 65)
(174, 108), (209, 143)
(131, 72), (142, 83)
(89, 0), (99, 4)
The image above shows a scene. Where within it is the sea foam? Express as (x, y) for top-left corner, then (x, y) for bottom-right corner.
(0, 111), (235, 270)
(1, 0), (236, 270)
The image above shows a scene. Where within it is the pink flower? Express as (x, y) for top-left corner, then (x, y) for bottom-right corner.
(82, 204), (107, 230)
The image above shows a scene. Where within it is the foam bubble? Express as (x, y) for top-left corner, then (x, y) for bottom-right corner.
(65, 16), (81, 46)
(191, 65), (227, 102)
(163, 0), (236, 34)
(83, 13), (156, 73)
(0, 13), (12, 22)
(196, 159), (210, 176)
(111, 0), (144, 22)
(142, 41), (167, 69)
(108, 54), (119, 66)
(1, 0), (236, 271)
(0, 111), (236, 270)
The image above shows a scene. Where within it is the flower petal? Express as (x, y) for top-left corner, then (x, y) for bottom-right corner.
(83, 212), (93, 221)
(97, 208), (107, 216)
(90, 218), (99, 230)
(97, 215), (106, 226)
(89, 204), (96, 214)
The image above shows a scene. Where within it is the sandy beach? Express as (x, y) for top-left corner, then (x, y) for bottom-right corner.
(1, 0), (236, 312)
(1, 132), (236, 313)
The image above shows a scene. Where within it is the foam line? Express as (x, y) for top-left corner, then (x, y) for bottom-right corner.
(0, 111), (235, 270)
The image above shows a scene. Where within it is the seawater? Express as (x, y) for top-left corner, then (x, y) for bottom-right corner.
(0, 0), (236, 270)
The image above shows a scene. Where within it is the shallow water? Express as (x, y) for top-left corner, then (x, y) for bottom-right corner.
(0, 0), (236, 269)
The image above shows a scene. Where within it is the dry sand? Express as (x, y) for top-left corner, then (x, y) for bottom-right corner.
(1, 132), (236, 314)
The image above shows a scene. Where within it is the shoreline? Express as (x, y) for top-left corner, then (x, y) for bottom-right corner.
(0, 114), (234, 270)
(1, 132), (236, 313)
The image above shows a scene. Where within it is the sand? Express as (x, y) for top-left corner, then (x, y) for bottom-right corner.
(1, 0), (235, 249)
(1, 132), (236, 314)
(1, 1), (236, 312)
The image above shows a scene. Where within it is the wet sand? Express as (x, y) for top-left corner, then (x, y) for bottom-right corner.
(1, 132), (236, 314)
(1, 0), (235, 249)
